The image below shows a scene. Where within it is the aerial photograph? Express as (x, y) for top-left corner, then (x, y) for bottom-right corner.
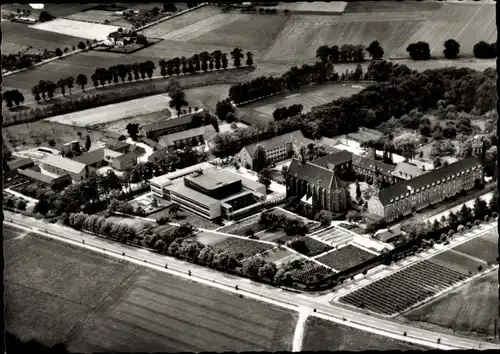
(2, 0), (498, 352)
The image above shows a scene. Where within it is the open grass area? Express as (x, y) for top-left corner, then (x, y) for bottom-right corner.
(5, 230), (296, 351)
(453, 228), (498, 264)
(216, 214), (268, 236)
(258, 247), (295, 264)
(67, 268), (296, 352)
(427, 249), (486, 277)
(184, 84), (232, 112)
(239, 83), (364, 124)
(187, 231), (231, 246)
(4, 120), (107, 151)
(316, 245), (376, 271)
(2, 21), (86, 55)
(148, 205), (221, 230)
(211, 237), (273, 258)
(32, 18), (120, 41)
(106, 215), (155, 230)
(4, 232), (139, 347)
(292, 237), (333, 257)
(303, 317), (427, 351)
(404, 271), (498, 340)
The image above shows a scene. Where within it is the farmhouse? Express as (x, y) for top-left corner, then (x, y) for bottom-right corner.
(352, 155), (397, 184)
(41, 155), (92, 181)
(368, 156), (484, 222)
(158, 125), (216, 151)
(72, 147), (139, 171)
(392, 161), (426, 181)
(160, 168), (266, 221)
(239, 130), (312, 171)
(141, 114), (198, 140)
(286, 157), (349, 213)
(18, 168), (72, 190)
(4, 157), (35, 183)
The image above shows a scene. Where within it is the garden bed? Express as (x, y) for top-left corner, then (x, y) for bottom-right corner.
(216, 214), (268, 236)
(316, 244), (376, 271)
(148, 205), (221, 229)
(210, 237), (273, 259)
(289, 237), (333, 257)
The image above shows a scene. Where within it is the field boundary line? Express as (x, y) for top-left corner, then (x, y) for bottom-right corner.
(448, 248), (488, 265)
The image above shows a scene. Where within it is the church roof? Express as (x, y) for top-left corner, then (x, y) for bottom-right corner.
(287, 158), (346, 191)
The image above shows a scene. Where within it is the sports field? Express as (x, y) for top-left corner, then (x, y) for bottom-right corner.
(303, 317), (426, 351)
(404, 271), (498, 339)
(239, 83), (364, 123)
(4, 229), (297, 351)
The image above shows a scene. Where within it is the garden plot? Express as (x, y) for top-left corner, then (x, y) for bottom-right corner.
(45, 93), (171, 127)
(105, 215), (155, 230)
(274, 2), (348, 13)
(31, 18), (121, 40)
(427, 249), (486, 277)
(312, 227), (353, 246)
(258, 247), (295, 264)
(339, 260), (467, 316)
(452, 230), (498, 265)
(316, 244), (376, 271)
(162, 14), (246, 42)
(291, 237), (333, 258)
(211, 237), (273, 259)
(188, 231), (231, 246)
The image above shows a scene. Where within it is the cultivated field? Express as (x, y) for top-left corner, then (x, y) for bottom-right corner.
(210, 237), (273, 259)
(31, 18), (121, 40)
(258, 247), (296, 264)
(316, 244), (376, 271)
(312, 227), (353, 246)
(67, 10), (131, 28)
(1, 4), (94, 18)
(184, 84), (232, 112)
(91, 109), (172, 135)
(273, 2), (348, 13)
(4, 230), (296, 351)
(427, 249), (486, 276)
(339, 260), (467, 316)
(2, 21), (86, 55)
(239, 83), (364, 123)
(294, 237), (333, 258)
(303, 317), (426, 351)
(45, 93), (172, 127)
(404, 271), (498, 339)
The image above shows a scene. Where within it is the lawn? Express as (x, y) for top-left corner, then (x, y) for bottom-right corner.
(258, 247), (295, 263)
(148, 205), (221, 230)
(216, 214), (268, 236)
(291, 237), (333, 257)
(453, 231), (498, 265)
(2, 21), (87, 55)
(239, 83), (364, 124)
(3, 224), (27, 242)
(211, 237), (273, 259)
(4, 232), (139, 347)
(67, 268), (296, 352)
(106, 215), (155, 231)
(4, 231), (297, 351)
(427, 249), (486, 277)
(4, 120), (107, 151)
(404, 271), (498, 339)
(32, 18), (121, 40)
(187, 231), (231, 246)
(184, 84), (232, 112)
(303, 317), (427, 351)
(316, 245), (376, 271)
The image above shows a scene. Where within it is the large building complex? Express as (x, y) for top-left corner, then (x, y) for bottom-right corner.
(368, 157), (484, 222)
(73, 147), (140, 171)
(158, 125), (216, 151)
(141, 113), (202, 140)
(157, 168), (266, 221)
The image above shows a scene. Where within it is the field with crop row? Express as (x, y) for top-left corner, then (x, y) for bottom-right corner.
(404, 271), (498, 339)
(316, 244), (376, 271)
(427, 249), (486, 276)
(339, 260), (467, 316)
(452, 228), (498, 264)
(32, 18), (121, 40)
(5, 229), (297, 351)
(257, 247), (295, 263)
(292, 237), (333, 258)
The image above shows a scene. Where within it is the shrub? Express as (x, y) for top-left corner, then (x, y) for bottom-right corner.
(157, 216), (168, 225)
(77, 41), (86, 50)
(492, 212), (498, 218)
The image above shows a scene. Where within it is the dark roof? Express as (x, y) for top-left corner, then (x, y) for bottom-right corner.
(73, 148), (106, 166)
(243, 130), (309, 155)
(141, 115), (193, 133)
(375, 229), (402, 242)
(17, 168), (64, 184)
(115, 150), (141, 162)
(105, 140), (131, 152)
(312, 150), (353, 168)
(287, 158), (346, 191)
(352, 155), (396, 176)
(377, 156), (483, 205)
(7, 158), (34, 171)
(148, 147), (168, 162)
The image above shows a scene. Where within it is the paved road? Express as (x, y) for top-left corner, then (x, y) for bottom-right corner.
(4, 211), (499, 350)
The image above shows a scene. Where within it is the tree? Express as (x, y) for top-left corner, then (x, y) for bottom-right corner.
(221, 53), (228, 70)
(39, 11), (54, 22)
(163, 3), (177, 13)
(76, 74), (88, 90)
(473, 196), (488, 220)
(66, 76), (75, 94)
(488, 188), (498, 214)
(215, 99), (234, 121)
(473, 41), (496, 59)
(169, 203), (181, 218)
(258, 262), (278, 282)
(355, 180), (362, 200)
(346, 210), (361, 222)
(126, 123), (140, 140)
(230, 48), (244, 68)
(316, 45), (330, 63)
(246, 51), (254, 67)
(315, 210), (332, 227)
(17, 200), (27, 211)
(242, 257), (266, 279)
(281, 165), (289, 180)
(55, 48), (63, 57)
(168, 87), (187, 115)
(57, 78), (66, 96)
(253, 145), (269, 172)
(406, 41), (431, 60)
(443, 39), (460, 59)
(85, 135), (91, 151)
(77, 41), (86, 50)
(366, 40), (384, 60)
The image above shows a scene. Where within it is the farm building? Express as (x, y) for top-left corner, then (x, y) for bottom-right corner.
(140, 114), (199, 140)
(41, 155), (92, 181)
(72, 147), (140, 171)
(160, 168), (266, 221)
(392, 161), (426, 181)
(4, 157), (35, 184)
(61, 140), (81, 156)
(17, 168), (72, 190)
(368, 156), (484, 222)
(286, 157), (350, 213)
(239, 130), (313, 171)
(158, 125), (217, 151)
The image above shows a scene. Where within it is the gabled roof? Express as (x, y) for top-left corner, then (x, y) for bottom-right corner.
(141, 115), (194, 133)
(42, 155), (87, 175)
(319, 136), (341, 147)
(312, 150), (352, 168)
(73, 148), (106, 166)
(377, 156), (483, 205)
(7, 158), (34, 171)
(17, 168), (66, 184)
(392, 162), (425, 180)
(287, 158), (346, 191)
(243, 130), (309, 155)
(352, 155), (396, 176)
(105, 140), (131, 152)
(158, 125), (215, 147)
(114, 149), (141, 162)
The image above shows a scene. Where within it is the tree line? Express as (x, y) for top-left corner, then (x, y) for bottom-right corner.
(316, 42), (382, 64)
(2, 89), (25, 109)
